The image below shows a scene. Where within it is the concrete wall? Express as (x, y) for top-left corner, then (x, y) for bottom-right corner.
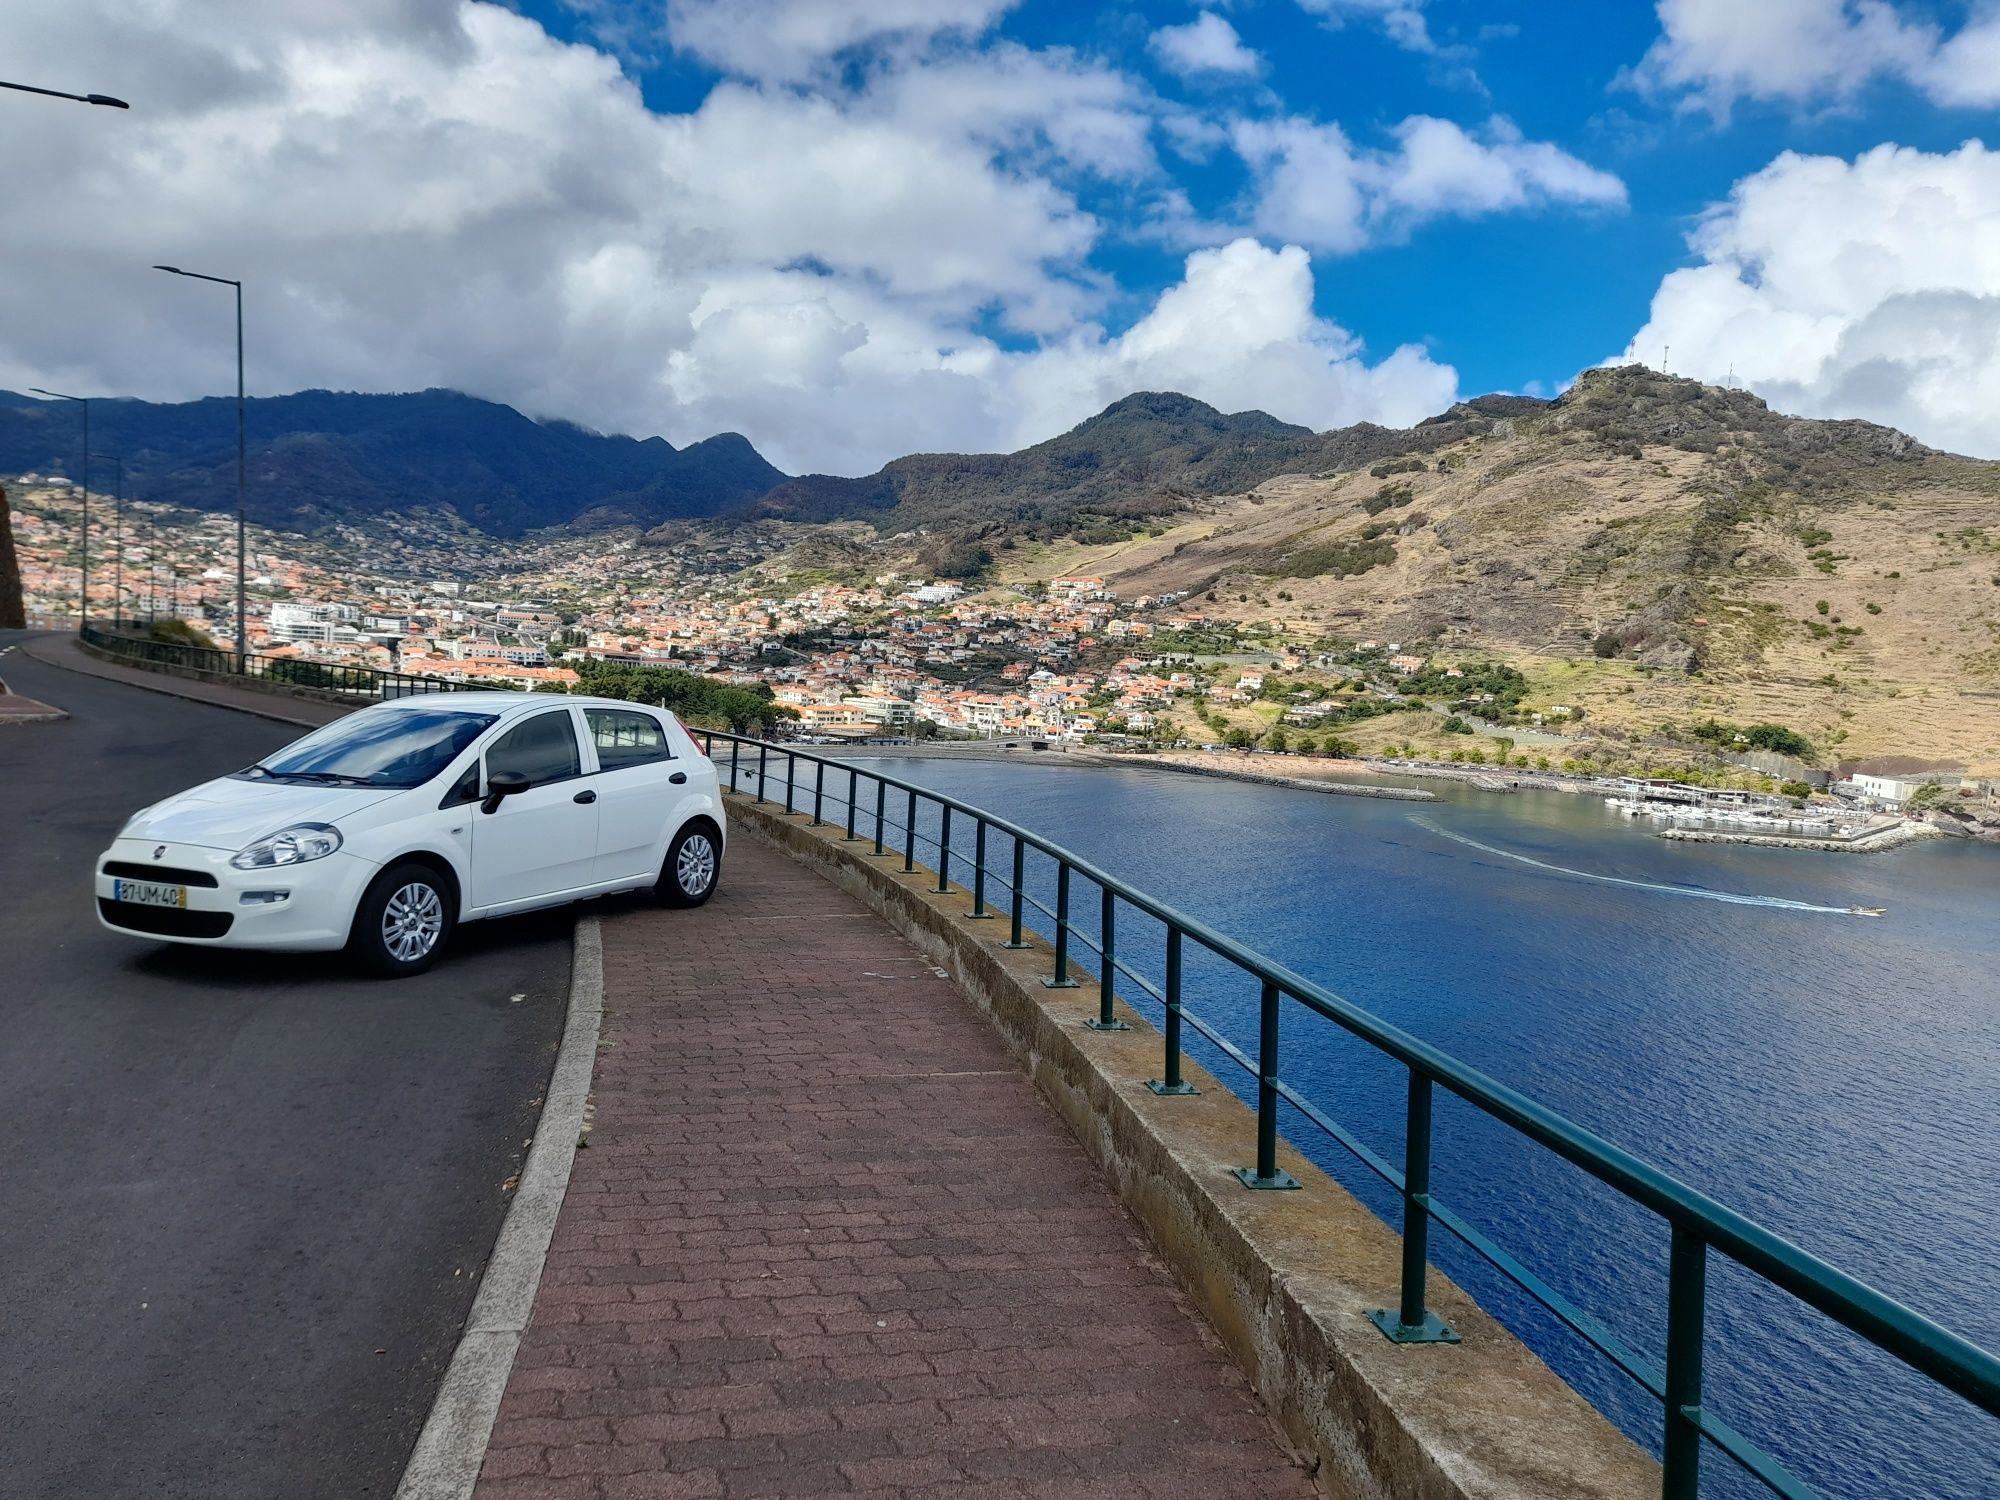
(725, 792), (1658, 1500)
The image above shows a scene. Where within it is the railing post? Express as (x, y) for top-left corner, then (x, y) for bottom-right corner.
(730, 736), (740, 793)
(844, 767), (860, 840)
(756, 740), (768, 804)
(1003, 837), (1030, 948)
(1234, 981), (1299, 1190)
(1662, 1227), (1708, 1500)
(873, 778), (886, 856)
(1147, 926), (1197, 1095)
(934, 806), (952, 894)
(1042, 862), (1079, 988)
(811, 760), (825, 826)
(966, 818), (992, 918)
(1369, 1072), (1459, 1342)
(1084, 886), (1127, 1030)
(902, 788), (918, 873)
(783, 750), (795, 815)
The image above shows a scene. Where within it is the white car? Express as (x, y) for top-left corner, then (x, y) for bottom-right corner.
(96, 692), (726, 976)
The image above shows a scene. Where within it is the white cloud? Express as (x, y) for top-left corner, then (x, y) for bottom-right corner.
(1295, 0), (1438, 55)
(0, 0), (1472, 478)
(1630, 0), (2000, 113)
(663, 0), (1016, 82)
(1233, 115), (1625, 254)
(1151, 14), (1263, 78)
(1620, 141), (2000, 456)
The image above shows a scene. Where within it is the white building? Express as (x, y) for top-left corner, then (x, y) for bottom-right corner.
(268, 601), (358, 644)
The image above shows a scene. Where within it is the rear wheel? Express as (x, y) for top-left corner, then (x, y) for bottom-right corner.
(350, 861), (455, 977)
(657, 822), (720, 908)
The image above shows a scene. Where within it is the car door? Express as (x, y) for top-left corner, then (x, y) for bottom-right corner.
(583, 706), (681, 885)
(469, 707), (598, 910)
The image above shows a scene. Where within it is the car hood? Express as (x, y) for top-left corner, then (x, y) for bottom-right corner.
(120, 777), (404, 851)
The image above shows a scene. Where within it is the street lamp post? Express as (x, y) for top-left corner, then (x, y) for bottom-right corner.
(87, 452), (124, 624)
(154, 266), (246, 664)
(29, 388), (89, 629)
(0, 80), (129, 108)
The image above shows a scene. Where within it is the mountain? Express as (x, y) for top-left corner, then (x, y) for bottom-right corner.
(981, 366), (2000, 770)
(0, 388), (788, 537)
(736, 390), (1536, 539)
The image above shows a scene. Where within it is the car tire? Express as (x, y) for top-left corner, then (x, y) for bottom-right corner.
(350, 861), (455, 977)
(657, 821), (721, 908)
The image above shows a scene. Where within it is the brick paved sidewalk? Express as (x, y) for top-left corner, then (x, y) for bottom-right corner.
(474, 835), (1316, 1500)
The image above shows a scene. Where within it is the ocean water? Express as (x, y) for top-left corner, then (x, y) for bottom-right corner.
(749, 753), (2000, 1499)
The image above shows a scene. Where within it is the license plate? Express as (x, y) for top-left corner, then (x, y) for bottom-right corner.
(113, 879), (188, 909)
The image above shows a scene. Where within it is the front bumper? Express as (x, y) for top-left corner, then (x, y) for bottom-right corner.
(95, 838), (377, 952)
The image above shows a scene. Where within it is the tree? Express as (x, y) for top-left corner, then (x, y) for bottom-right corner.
(1223, 727), (1254, 750)
(1292, 734), (1317, 756)
(1267, 728), (1289, 753)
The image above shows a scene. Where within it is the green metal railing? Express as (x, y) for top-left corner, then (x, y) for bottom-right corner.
(700, 729), (1999, 1500)
(81, 625), (480, 702)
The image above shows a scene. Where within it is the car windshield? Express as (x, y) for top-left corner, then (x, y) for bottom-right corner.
(237, 706), (499, 789)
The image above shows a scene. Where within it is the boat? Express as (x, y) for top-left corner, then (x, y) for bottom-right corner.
(1849, 906), (1886, 917)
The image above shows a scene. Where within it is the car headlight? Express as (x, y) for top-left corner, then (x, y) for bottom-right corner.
(231, 822), (343, 870)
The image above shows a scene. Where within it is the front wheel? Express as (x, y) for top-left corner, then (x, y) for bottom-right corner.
(350, 862), (455, 977)
(657, 822), (721, 908)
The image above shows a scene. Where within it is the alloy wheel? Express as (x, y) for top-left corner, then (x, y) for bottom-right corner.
(382, 881), (443, 963)
(676, 835), (716, 897)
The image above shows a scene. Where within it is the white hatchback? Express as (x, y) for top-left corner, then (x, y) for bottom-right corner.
(96, 692), (726, 975)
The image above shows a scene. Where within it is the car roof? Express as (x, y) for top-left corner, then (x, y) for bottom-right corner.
(372, 691), (674, 717)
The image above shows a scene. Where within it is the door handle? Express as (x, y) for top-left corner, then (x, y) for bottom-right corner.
(668, 772), (687, 785)
(573, 789), (597, 804)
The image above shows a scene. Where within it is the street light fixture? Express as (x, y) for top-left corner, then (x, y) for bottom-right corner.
(154, 265), (247, 664)
(28, 388), (89, 628)
(0, 80), (129, 108)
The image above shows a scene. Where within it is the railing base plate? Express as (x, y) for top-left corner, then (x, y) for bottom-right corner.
(999, 941), (1033, 951)
(1084, 1018), (1130, 1031)
(1146, 1079), (1199, 1096)
(963, 912), (994, 921)
(1366, 1309), (1460, 1345)
(1232, 1167), (1301, 1191)
(1041, 977), (1080, 990)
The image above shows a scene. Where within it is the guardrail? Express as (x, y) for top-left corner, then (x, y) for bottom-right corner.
(697, 729), (1999, 1500)
(81, 625), (480, 702)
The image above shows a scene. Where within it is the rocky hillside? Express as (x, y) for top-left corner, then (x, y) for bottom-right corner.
(732, 390), (1544, 544)
(0, 388), (788, 537)
(987, 368), (2000, 769)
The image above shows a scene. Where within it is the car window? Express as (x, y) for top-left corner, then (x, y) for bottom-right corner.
(485, 710), (582, 788)
(236, 706), (497, 788)
(586, 708), (673, 771)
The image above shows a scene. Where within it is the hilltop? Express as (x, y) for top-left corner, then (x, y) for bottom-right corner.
(727, 389), (1544, 549)
(0, 388), (788, 537)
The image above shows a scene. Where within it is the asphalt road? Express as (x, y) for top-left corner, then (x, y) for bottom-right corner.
(0, 635), (572, 1499)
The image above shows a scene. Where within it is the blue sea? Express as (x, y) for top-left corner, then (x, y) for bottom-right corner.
(748, 752), (2000, 1499)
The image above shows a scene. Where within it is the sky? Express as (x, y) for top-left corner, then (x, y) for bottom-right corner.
(5, 0), (2000, 475)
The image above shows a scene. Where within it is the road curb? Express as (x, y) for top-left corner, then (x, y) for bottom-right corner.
(17, 634), (334, 729)
(393, 916), (604, 1500)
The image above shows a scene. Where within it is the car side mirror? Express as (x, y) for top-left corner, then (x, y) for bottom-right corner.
(481, 771), (531, 815)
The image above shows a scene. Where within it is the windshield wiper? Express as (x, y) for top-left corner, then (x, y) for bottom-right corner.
(269, 770), (374, 786)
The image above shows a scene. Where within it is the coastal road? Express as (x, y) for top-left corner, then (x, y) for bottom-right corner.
(0, 634), (571, 1499)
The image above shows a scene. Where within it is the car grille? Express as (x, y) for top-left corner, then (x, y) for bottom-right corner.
(102, 860), (221, 888)
(98, 898), (234, 939)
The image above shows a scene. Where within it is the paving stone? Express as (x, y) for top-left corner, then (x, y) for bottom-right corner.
(473, 837), (1312, 1499)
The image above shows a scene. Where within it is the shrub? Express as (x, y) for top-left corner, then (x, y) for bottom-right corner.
(1441, 715), (1473, 734)
(1815, 599), (1830, 615)
(1593, 631), (1622, 659)
(1779, 780), (1813, 798)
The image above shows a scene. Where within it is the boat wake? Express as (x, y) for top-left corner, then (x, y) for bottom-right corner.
(1408, 816), (1867, 915)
